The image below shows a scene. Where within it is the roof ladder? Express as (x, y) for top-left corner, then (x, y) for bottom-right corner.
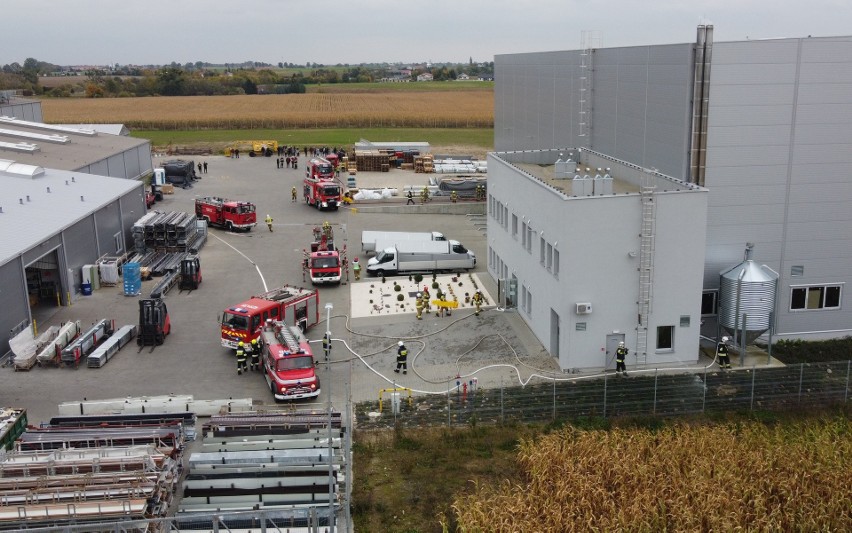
(636, 179), (657, 365)
(578, 31), (600, 139)
(276, 324), (301, 353)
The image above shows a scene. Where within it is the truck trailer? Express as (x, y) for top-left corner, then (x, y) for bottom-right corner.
(361, 230), (446, 253)
(366, 240), (475, 276)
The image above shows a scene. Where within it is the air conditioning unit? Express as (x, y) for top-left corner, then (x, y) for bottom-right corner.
(575, 302), (592, 315)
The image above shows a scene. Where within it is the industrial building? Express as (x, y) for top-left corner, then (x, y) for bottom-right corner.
(491, 29), (852, 360)
(0, 93), (152, 354)
(487, 148), (707, 370)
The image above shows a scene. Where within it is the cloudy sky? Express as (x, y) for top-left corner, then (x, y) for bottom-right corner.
(3, 0), (851, 66)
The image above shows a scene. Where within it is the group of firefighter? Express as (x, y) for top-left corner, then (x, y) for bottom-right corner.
(235, 338), (261, 375)
(414, 288), (484, 320)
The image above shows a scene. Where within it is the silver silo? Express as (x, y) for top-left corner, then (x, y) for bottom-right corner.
(719, 244), (779, 344)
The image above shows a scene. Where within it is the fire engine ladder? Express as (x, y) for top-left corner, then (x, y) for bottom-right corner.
(276, 324), (301, 353)
(578, 31), (600, 140)
(636, 178), (657, 365)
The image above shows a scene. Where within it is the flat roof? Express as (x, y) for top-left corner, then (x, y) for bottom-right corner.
(0, 161), (143, 267)
(0, 116), (147, 172)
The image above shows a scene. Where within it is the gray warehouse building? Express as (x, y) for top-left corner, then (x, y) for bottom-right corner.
(0, 94), (152, 354)
(492, 28), (852, 355)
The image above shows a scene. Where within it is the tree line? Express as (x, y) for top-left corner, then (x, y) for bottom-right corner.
(0, 58), (494, 98)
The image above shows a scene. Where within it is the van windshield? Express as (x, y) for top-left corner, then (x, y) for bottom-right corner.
(277, 356), (314, 371)
(312, 256), (340, 268)
(375, 252), (395, 264)
(222, 312), (248, 331)
(452, 243), (468, 254)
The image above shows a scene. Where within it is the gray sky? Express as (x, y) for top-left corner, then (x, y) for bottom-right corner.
(3, 0), (851, 66)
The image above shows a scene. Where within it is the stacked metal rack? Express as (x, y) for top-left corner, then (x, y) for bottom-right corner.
(132, 211), (205, 255)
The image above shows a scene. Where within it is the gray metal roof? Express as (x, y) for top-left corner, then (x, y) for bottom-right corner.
(0, 116), (147, 171)
(0, 159), (143, 267)
(62, 124), (130, 136)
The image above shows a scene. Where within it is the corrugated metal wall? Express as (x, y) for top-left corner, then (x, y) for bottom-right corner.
(704, 36), (852, 338)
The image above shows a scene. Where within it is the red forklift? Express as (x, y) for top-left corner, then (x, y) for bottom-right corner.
(138, 298), (171, 346)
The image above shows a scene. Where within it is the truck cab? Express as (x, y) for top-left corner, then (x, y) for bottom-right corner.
(309, 250), (341, 284)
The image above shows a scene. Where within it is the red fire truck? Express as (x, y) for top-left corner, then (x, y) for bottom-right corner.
(307, 222), (342, 284)
(259, 320), (320, 401)
(220, 285), (319, 349)
(304, 158), (342, 210)
(195, 196), (257, 231)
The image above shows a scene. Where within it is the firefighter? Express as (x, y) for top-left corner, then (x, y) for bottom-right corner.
(406, 190), (415, 205)
(717, 336), (732, 369)
(415, 292), (423, 320)
(615, 341), (628, 375)
(395, 341), (408, 374)
(353, 257), (361, 280)
(420, 186), (430, 204)
(472, 291), (484, 316)
(451, 190), (458, 203)
(291, 187), (297, 202)
(422, 287), (431, 314)
(249, 338), (260, 371)
(236, 341), (247, 375)
(265, 214), (273, 232)
(322, 333), (332, 361)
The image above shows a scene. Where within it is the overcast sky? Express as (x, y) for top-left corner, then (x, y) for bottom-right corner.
(3, 0), (852, 66)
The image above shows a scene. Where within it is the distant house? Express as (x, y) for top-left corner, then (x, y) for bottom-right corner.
(416, 73), (433, 82)
(478, 76), (494, 81)
(456, 73), (470, 81)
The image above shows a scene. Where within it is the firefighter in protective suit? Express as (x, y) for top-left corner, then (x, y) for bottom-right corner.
(472, 291), (484, 316)
(415, 293), (423, 320)
(395, 341), (408, 374)
(717, 336), (732, 369)
(236, 341), (248, 375)
(615, 341), (628, 375)
(450, 190), (458, 203)
(249, 338), (260, 371)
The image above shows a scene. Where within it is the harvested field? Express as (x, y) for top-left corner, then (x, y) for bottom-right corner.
(40, 92), (493, 130)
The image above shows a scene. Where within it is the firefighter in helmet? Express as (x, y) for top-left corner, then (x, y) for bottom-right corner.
(615, 341), (628, 375)
(450, 190), (458, 203)
(415, 292), (423, 320)
(717, 336), (732, 369)
(395, 341), (408, 374)
(265, 214), (273, 232)
(472, 290), (484, 316)
(236, 341), (248, 375)
(249, 338), (260, 371)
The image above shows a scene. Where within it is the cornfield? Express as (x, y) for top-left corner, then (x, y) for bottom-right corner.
(452, 417), (852, 531)
(40, 92), (494, 130)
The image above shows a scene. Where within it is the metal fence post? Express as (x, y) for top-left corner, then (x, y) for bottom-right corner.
(652, 369), (658, 415)
(846, 360), (850, 403)
(750, 366), (756, 412)
(552, 378), (557, 421)
(603, 373), (608, 418)
(447, 380), (451, 428)
(798, 363), (804, 405)
(702, 366), (707, 413)
(500, 380), (504, 423)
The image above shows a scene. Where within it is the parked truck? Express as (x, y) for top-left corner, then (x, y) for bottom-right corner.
(259, 320), (320, 401)
(160, 160), (199, 187)
(306, 223), (342, 285)
(220, 285), (319, 349)
(195, 196), (257, 232)
(366, 240), (475, 276)
(361, 230), (446, 253)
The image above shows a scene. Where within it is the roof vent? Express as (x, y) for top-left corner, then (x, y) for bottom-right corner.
(65, 180), (69, 185)
(46, 186), (51, 193)
(19, 198), (24, 204)
(80, 195), (85, 202)
(72, 176), (76, 182)
(26, 195), (30, 202)
(0, 206), (3, 213)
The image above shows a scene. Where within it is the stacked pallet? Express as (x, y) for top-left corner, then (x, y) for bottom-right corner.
(176, 411), (344, 529)
(354, 149), (393, 172)
(414, 154), (434, 173)
(0, 413), (189, 530)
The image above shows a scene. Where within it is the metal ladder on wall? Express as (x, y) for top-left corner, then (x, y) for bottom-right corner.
(578, 31), (601, 139)
(636, 178), (657, 365)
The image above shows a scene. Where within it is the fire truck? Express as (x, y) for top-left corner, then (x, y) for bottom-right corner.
(220, 285), (319, 349)
(304, 158), (342, 210)
(259, 320), (320, 401)
(195, 196), (257, 232)
(306, 222), (343, 285)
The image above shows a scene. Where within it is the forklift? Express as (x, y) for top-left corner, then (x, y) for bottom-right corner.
(178, 254), (202, 291)
(137, 298), (171, 346)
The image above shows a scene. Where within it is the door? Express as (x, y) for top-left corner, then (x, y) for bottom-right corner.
(605, 333), (625, 370)
(550, 309), (560, 358)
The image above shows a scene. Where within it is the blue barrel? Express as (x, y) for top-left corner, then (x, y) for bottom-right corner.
(123, 262), (142, 296)
(81, 282), (93, 296)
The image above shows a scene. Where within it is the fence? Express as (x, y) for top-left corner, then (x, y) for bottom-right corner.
(355, 360), (852, 429)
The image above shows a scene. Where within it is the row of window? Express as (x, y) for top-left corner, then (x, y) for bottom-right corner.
(701, 283), (843, 316)
(489, 195), (560, 278)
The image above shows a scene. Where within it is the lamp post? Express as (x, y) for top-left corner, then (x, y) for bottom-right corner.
(324, 302), (335, 530)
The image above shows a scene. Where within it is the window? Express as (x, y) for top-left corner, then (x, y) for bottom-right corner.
(512, 214), (518, 239)
(526, 225), (533, 253)
(540, 238), (546, 265)
(553, 249), (560, 278)
(546, 243), (553, 271)
(701, 291), (717, 316)
(656, 325), (674, 351)
(790, 284), (842, 310)
(503, 205), (509, 230)
(521, 222), (527, 249)
(524, 286), (533, 315)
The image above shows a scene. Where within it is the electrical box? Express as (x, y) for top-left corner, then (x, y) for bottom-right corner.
(575, 302), (592, 315)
